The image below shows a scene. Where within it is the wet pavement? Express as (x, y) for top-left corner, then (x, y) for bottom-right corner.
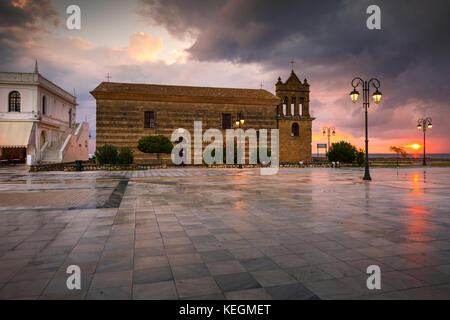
(0, 166), (449, 300)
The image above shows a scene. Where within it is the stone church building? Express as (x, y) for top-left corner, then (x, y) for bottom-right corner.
(90, 69), (314, 164)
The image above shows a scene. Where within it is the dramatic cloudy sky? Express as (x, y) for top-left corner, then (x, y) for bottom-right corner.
(1, 0), (449, 153)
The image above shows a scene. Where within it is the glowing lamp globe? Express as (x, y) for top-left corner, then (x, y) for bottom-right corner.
(372, 90), (382, 104)
(350, 89), (359, 103)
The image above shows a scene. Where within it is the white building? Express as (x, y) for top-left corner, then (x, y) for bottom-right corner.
(0, 62), (89, 165)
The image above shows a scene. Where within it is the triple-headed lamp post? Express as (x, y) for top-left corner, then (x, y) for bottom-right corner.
(350, 78), (382, 181)
(417, 117), (432, 166)
(322, 126), (336, 153)
(235, 112), (245, 169)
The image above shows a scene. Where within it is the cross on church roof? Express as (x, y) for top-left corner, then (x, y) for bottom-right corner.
(290, 60), (295, 71)
(106, 73), (111, 82)
(260, 81), (264, 89)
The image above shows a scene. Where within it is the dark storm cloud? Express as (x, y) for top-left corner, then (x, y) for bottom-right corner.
(0, 0), (59, 65)
(0, 0), (59, 27)
(139, 0), (449, 74)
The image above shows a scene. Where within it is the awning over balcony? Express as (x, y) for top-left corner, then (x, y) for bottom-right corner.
(0, 122), (34, 148)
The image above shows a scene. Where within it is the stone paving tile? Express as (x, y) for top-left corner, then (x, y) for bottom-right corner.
(134, 247), (165, 258)
(435, 264), (450, 276)
(91, 271), (132, 289)
(206, 260), (246, 275)
(39, 292), (87, 300)
(381, 256), (425, 270)
(214, 272), (261, 292)
(181, 293), (226, 300)
(316, 261), (365, 279)
(328, 248), (370, 261)
(304, 279), (361, 300)
(285, 265), (334, 283)
(380, 271), (428, 290)
(168, 253), (203, 266)
(225, 288), (272, 300)
(345, 258), (395, 273)
(403, 267), (450, 285)
(133, 266), (173, 285)
(250, 269), (297, 287)
(270, 254), (308, 269)
(96, 257), (133, 273)
(240, 257), (280, 272)
(399, 285), (450, 300)
(166, 245), (197, 255)
(265, 283), (318, 300)
(171, 264), (211, 280)
(175, 277), (221, 299)
(133, 281), (178, 300)
(229, 247), (265, 260)
(0, 279), (50, 299)
(134, 255), (169, 270)
(258, 245), (292, 257)
(200, 250), (235, 262)
(87, 286), (132, 300)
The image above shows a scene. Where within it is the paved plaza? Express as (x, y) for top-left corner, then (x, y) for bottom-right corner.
(0, 166), (449, 300)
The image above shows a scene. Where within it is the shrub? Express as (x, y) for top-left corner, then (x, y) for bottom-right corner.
(95, 144), (118, 164)
(327, 141), (358, 163)
(209, 143), (271, 165)
(210, 143), (236, 164)
(251, 147), (272, 164)
(137, 135), (173, 163)
(118, 147), (134, 165)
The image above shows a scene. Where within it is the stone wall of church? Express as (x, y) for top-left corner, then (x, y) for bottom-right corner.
(96, 99), (278, 164)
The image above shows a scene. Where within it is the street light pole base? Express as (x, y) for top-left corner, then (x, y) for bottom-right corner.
(363, 171), (372, 181)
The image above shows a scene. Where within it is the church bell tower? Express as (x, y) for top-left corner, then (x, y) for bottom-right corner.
(275, 68), (315, 163)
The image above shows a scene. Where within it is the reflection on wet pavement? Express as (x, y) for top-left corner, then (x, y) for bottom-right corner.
(0, 166), (449, 300)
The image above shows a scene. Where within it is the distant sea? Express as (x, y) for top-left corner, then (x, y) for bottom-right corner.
(369, 153), (450, 158)
(315, 153), (450, 158)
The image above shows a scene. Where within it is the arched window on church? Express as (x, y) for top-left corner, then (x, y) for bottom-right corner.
(291, 122), (299, 137)
(9, 91), (21, 112)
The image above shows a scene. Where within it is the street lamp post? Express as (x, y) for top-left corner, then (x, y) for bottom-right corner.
(350, 77), (382, 181)
(235, 112), (245, 169)
(322, 126), (336, 153)
(417, 117), (432, 166)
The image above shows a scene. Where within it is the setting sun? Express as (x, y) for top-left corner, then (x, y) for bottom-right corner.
(407, 144), (422, 150)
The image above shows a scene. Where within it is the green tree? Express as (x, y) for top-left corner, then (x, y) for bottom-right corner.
(327, 141), (358, 163)
(118, 147), (134, 165)
(137, 135), (173, 163)
(355, 149), (365, 166)
(95, 144), (118, 165)
(389, 145), (408, 167)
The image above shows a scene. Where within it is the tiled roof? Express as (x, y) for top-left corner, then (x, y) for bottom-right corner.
(91, 82), (279, 101)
